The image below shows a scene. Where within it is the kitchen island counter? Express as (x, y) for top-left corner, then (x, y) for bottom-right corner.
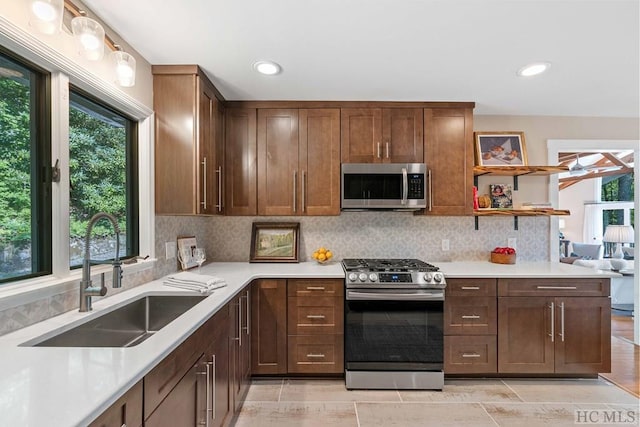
(0, 260), (618, 426)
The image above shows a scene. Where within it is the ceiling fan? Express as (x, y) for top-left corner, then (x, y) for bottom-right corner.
(568, 154), (622, 176)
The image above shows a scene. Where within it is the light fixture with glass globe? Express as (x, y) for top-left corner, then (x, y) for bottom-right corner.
(28, 0), (64, 34)
(71, 15), (106, 61)
(111, 48), (136, 87)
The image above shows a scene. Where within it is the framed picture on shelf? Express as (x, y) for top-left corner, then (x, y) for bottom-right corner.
(177, 236), (198, 270)
(250, 222), (300, 263)
(490, 184), (513, 208)
(474, 131), (528, 166)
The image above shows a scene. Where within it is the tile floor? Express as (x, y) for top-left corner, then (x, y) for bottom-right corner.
(235, 378), (640, 426)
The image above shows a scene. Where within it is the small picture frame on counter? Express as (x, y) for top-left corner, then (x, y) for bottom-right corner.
(474, 131), (528, 166)
(490, 184), (513, 208)
(177, 235), (198, 270)
(250, 222), (300, 263)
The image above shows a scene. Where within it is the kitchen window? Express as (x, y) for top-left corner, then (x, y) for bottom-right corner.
(0, 49), (51, 283)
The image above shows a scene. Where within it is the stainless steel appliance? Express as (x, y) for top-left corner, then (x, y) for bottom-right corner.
(341, 163), (427, 210)
(342, 258), (445, 390)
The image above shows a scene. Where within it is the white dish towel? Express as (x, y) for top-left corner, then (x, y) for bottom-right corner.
(163, 271), (228, 293)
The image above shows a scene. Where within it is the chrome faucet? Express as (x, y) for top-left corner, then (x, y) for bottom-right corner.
(79, 212), (123, 312)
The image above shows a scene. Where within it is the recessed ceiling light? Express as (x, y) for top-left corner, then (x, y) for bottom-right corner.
(253, 61), (281, 75)
(517, 62), (551, 77)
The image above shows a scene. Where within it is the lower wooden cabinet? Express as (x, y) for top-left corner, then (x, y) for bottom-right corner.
(444, 335), (497, 374)
(288, 334), (344, 374)
(230, 287), (252, 412)
(251, 279), (288, 374)
(88, 381), (143, 427)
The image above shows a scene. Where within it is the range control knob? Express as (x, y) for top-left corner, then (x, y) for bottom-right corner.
(425, 273), (434, 282)
(358, 273), (368, 282)
(368, 273), (378, 282)
(433, 273), (444, 283)
(348, 273), (358, 282)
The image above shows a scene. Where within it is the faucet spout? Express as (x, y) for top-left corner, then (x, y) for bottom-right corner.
(79, 212), (122, 312)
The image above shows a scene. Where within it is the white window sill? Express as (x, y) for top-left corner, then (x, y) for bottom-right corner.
(0, 258), (157, 311)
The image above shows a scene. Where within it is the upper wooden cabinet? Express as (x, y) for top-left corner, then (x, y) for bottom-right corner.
(153, 65), (224, 215)
(257, 108), (341, 215)
(422, 107), (474, 216)
(341, 108), (423, 163)
(225, 108), (258, 215)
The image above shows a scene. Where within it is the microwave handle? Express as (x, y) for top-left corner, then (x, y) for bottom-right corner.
(402, 167), (407, 205)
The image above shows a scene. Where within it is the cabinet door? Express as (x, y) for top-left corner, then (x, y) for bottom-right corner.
(257, 109), (299, 215)
(382, 108), (423, 163)
(554, 297), (611, 374)
(341, 108), (382, 163)
(89, 381), (143, 427)
(251, 279), (288, 374)
(241, 288), (252, 395)
(198, 78), (216, 214)
(208, 311), (230, 427)
(225, 108), (257, 215)
(145, 355), (207, 427)
(299, 109), (341, 215)
(153, 73), (198, 214)
(423, 108), (473, 215)
(498, 297), (554, 373)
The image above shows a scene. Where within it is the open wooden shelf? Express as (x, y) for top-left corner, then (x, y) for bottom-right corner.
(474, 209), (570, 217)
(473, 165), (569, 177)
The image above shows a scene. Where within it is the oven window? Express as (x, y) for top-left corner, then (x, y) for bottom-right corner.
(345, 300), (443, 368)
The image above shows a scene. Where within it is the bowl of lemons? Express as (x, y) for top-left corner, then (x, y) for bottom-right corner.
(311, 247), (334, 264)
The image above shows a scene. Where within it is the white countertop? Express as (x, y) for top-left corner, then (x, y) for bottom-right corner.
(0, 260), (618, 426)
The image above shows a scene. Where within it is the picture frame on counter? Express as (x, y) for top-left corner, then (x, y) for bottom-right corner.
(177, 235), (198, 270)
(475, 131), (528, 167)
(250, 222), (300, 263)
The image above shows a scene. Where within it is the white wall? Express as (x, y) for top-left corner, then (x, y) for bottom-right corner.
(559, 178), (599, 246)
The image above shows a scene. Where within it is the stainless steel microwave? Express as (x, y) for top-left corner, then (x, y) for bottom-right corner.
(341, 163), (427, 210)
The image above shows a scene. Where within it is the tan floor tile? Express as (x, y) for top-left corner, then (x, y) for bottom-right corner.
(234, 402), (357, 427)
(356, 402), (496, 427)
(502, 378), (640, 405)
(399, 379), (521, 403)
(245, 379), (283, 401)
(484, 403), (632, 426)
(279, 379), (401, 402)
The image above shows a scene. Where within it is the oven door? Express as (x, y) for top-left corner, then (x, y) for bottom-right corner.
(345, 289), (444, 371)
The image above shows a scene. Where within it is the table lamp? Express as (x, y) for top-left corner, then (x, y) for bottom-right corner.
(603, 225), (634, 270)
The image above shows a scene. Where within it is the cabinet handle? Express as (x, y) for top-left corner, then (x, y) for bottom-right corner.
(208, 355), (216, 421)
(205, 360), (211, 427)
(244, 290), (250, 335)
(306, 353), (325, 358)
(201, 157), (208, 210)
(537, 286), (577, 290)
(306, 314), (326, 319)
(377, 142), (381, 158)
(461, 286), (480, 290)
(233, 301), (242, 345)
(196, 363), (209, 427)
(559, 301), (565, 342)
(306, 286), (325, 291)
(292, 170), (297, 213)
(461, 315), (480, 319)
(461, 353), (481, 358)
(549, 302), (554, 342)
(385, 142), (390, 159)
(301, 170), (306, 213)
(215, 166), (222, 212)
(428, 169), (433, 211)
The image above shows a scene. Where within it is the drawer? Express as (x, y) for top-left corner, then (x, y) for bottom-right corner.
(444, 297), (497, 335)
(288, 296), (343, 335)
(89, 380), (143, 427)
(444, 335), (497, 374)
(288, 279), (344, 297)
(287, 334), (344, 374)
(498, 278), (610, 297)
(446, 278), (497, 297)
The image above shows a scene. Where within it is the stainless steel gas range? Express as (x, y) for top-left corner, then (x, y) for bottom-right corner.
(342, 258), (446, 390)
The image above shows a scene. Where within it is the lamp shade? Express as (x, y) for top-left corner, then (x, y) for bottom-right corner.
(71, 16), (105, 61)
(111, 51), (136, 87)
(28, 0), (64, 34)
(603, 225), (634, 243)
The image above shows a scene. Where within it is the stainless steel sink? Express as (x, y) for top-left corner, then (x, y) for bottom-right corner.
(29, 295), (207, 348)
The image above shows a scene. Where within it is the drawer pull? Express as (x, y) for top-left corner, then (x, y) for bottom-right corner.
(461, 315), (480, 319)
(536, 286), (577, 290)
(306, 315), (326, 319)
(461, 353), (481, 358)
(306, 286), (326, 291)
(461, 286), (480, 290)
(306, 353), (325, 358)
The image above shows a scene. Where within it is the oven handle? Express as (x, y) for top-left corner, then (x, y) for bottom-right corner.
(346, 290), (444, 301)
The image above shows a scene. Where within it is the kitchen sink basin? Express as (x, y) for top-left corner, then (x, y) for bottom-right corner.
(29, 295), (208, 348)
